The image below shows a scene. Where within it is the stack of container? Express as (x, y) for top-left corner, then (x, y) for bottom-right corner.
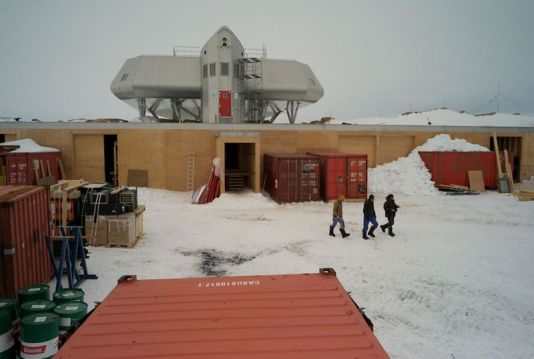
(263, 154), (321, 204)
(0, 186), (53, 298)
(307, 152), (368, 201)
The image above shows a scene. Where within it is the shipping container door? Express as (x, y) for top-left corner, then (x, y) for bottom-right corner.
(347, 157), (367, 199)
(6, 154), (29, 184)
(219, 91), (232, 117)
(301, 159), (320, 201)
(327, 158), (346, 199)
(288, 159), (298, 202)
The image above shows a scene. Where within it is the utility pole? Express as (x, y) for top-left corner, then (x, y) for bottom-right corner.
(496, 83), (500, 112)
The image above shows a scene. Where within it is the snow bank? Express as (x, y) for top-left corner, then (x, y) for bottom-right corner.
(369, 134), (489, 195)
(334, 109), (534, 127)
(0, 138), (59, 153)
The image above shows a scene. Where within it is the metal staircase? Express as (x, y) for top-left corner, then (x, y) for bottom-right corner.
(227, 175), (245, 192)
(238, 53), (266, 123)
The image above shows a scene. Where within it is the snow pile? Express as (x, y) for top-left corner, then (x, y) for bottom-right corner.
(0, 138), (59, 153)
(334, 109), (534, 127)
(369, 134), (489, 195)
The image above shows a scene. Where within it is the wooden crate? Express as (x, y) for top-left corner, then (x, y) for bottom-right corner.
(135, 205), (145, 240)
(85, 216), (108, 246)
(108, 213), (136, 248)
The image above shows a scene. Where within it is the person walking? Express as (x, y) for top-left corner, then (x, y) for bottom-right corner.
(329, 194), (350, 238)
(362, 194), (378, 240)
(380, 194), (400, 237)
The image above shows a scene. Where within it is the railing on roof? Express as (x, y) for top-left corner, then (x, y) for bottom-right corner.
(172, 46), (201, 57)
(244, 46), (267, 59)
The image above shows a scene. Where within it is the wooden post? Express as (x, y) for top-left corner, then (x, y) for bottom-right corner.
(61, 190), (68, 228)
(504, 149), (514, 193)
(493, 132), (502, 179)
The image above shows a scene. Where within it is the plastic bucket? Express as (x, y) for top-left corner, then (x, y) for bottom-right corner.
(20, 313), (59, 359)
(17, 285), (49, 305)
(53, 302), (88, 334)
(52, 289), (84, 305)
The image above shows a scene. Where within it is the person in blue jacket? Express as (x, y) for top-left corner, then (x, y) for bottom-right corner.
(362, 194), (378, 240)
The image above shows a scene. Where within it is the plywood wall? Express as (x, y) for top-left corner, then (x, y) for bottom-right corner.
(2, 126), (534, 188)
(73, 134), (105, 182)
(338, 135), (376, 166)
(118, 130), (215, 191)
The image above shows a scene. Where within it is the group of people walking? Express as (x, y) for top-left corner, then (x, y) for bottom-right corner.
(329, 193), (400, 239)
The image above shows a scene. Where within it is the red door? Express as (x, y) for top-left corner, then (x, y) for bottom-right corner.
(219, 91), (232, 117)
(326, 158), (346, 199)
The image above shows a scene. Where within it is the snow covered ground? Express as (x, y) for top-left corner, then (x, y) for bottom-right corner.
(77, 188), (534, 359)
(73, 134), (534, 358)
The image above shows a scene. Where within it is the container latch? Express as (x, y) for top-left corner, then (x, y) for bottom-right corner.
(319, 268), (336, 275)
(118, 275), (137, 283)
(3, 248), (16, 255)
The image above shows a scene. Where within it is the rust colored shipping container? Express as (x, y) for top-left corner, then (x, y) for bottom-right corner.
(0, 185), (54, 297)
(308, 152), (368, 201)
(1, 151), (62, 185)
(56, 269), (390, 359)
(263, 153), (321, 203)
(418, 151), (510, 189)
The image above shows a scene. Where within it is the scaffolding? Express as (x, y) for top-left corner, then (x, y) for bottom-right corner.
(238, 57), (267, 123)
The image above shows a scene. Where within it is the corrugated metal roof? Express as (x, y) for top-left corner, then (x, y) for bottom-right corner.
(57, 271), (389, 358)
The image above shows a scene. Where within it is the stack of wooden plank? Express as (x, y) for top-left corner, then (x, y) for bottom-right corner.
(515, 191), (534, 201)
(437, 184), (480, 195)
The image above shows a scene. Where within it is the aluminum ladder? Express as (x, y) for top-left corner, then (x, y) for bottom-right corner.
(186, 153), (195, 192)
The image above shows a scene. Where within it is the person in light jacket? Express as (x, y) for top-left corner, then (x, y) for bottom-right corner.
(362, 194), (378, 240)
(380, 194), (400, 237)
(329, 194), (350, 238)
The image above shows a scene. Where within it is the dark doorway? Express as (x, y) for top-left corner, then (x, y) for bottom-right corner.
(224, 143), (254, 191)
(104, 135), (118, 186)
(0, 134), (5, 143)
(489, 136), (521, 181)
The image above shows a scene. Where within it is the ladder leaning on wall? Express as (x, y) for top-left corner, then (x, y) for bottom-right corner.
(186, 153), (195, 192)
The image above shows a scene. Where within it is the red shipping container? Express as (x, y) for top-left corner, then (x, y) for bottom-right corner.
(308, 152), (368, 201)
(56, 269), (390, 358)
(0, 185), (54, 297)
(1, 151), (62, 185)
(264, 153), (321, 203)
(418, 151), (511, 189)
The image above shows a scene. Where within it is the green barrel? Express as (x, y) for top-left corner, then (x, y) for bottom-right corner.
(53, 302), (88, 334)
(17, 285), (49, 305)
(0, 298), (17, 323)
(20, 313), (58, 359)
(0, 310), (15, 359)
(53, 288), (85, 305)
(19, 301), (55, 320)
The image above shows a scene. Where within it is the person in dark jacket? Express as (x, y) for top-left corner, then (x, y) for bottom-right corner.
(362, 194), (378, 240)
(380, 194), (400, 236)
(329, 194), (350, 238)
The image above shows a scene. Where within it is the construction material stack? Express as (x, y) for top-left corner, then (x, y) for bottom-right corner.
(82, 184), (143, 247)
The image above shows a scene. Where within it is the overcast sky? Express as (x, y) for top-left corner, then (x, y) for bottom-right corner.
(1, 0), (533, 122)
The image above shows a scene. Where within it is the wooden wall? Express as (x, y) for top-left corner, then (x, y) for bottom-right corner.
(2, 127), (534, 191)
